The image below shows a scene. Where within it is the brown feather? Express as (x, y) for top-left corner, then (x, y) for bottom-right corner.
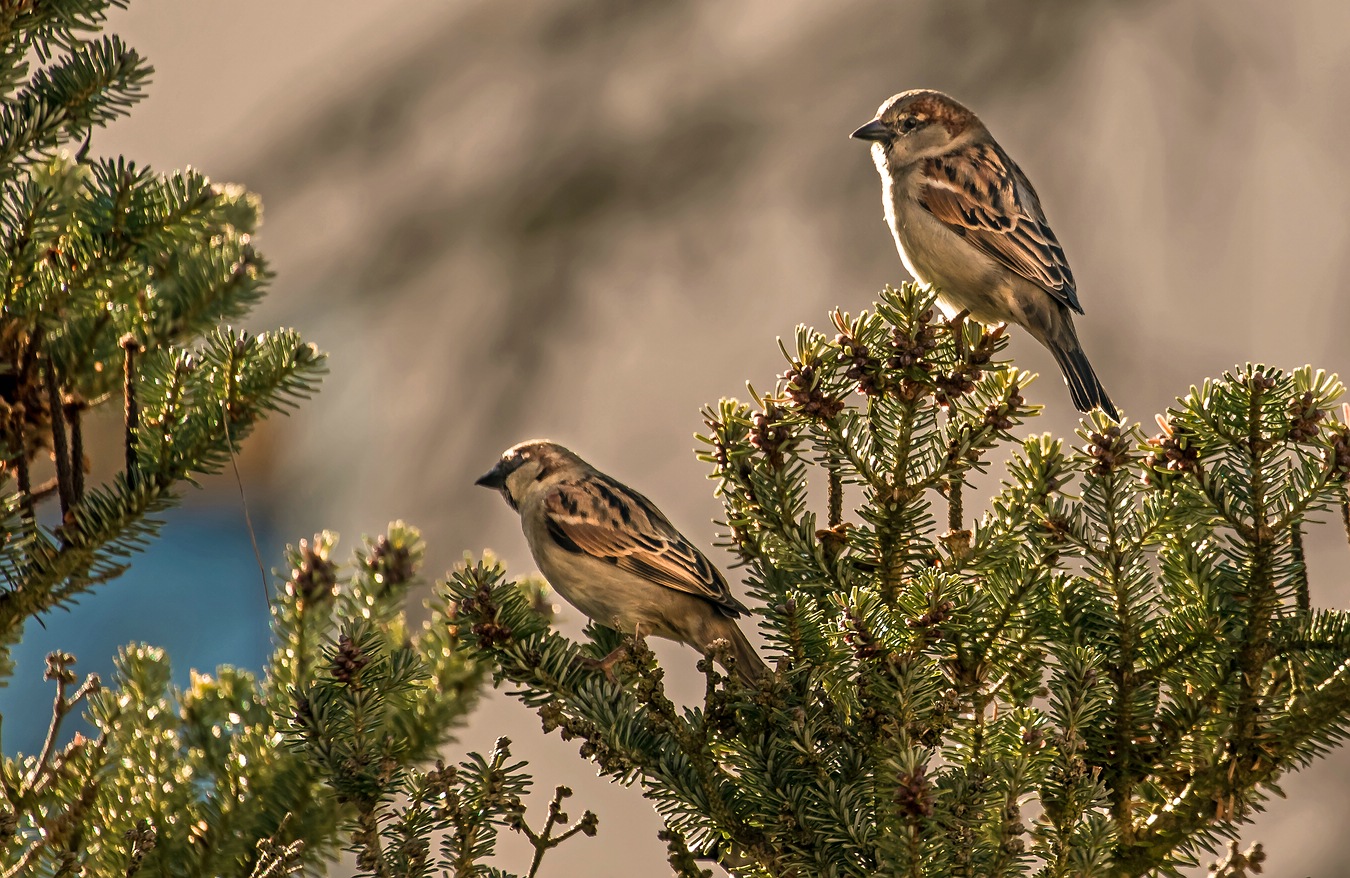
(543, 475), (748, 617)
(919, 142), (1083, 315)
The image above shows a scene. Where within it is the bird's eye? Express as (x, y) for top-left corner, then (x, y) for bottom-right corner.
(899, 117), (919, 134)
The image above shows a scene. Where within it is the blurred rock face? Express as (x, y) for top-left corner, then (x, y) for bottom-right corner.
(104, 1), (1350, 875)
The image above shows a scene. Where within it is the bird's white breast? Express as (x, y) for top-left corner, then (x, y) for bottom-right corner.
(879, 165), (1021, 326)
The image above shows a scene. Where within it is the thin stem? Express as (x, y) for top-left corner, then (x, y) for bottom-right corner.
(975, 565), (1041, 658)
(823, 417), (888, 492)
(28, 675), (101, 800)
(223, 403), (268, 606)
(524, 787), (567, 878)
(1341, 486), (1350, 553)
(1102, 470), (1142, 845)
(827, 467), (842, 528)
(120, 335), (140, 490)
(1292, 522), (1309, 614)
(11, 407), (34, 526)
(1225, 377), (1278, 820)
(27, 671), (72, 792)
(43, 357), (73, 520)
(944, 401), (965, 535)
(63, 396), (84, 502)
(880, 399), (919, 606)
(947, 471), (964, 533)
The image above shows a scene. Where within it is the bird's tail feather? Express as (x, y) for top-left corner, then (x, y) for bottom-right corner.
(719, 625), (771, 684)
(1050, 341), (1119, 421)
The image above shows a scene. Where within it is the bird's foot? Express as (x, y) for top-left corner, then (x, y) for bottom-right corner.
(581, 645), (630, 684)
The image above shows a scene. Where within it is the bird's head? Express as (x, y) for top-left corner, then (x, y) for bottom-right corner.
(851, 89), (980, 170)
(475, 439), (580, 510)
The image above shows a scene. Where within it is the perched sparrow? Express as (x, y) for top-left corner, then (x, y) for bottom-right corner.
(475, 440), (769, 683)
(852, 89), (1119, 420)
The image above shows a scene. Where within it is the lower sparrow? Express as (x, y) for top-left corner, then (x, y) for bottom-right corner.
(476, 440), (769, 683)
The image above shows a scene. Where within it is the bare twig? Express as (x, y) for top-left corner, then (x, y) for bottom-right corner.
(25, 655), (101, 799)
(222, 402), (268, 607)
(827, 467), (843, 529)
(63, 394), (85, 502)
(1341, 487), (1350, 554)
(947, 472), (964, 534)
(1292, 523), (1309, 614)
(519, 785), (597, 878)
(10, 405), (34, 525)
(120, 335), (140, 490)
(43, 357), (73, 520)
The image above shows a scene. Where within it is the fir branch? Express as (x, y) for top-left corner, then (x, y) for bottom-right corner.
(0, 35), (149, 178)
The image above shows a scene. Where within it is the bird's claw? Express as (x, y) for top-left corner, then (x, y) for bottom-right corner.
(581, 645), (631, 684)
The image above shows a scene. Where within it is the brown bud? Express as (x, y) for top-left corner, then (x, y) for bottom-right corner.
(366, 534), (415, 590)
(1087, 424), (1131, 475)
(895, 764), (935, 819)
(291, 537), (338, 606)
(331, 634), (368, 685)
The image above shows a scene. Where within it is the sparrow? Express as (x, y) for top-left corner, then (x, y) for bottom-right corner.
(852, 89), (1119, 420)
(475, 440), (770, 683)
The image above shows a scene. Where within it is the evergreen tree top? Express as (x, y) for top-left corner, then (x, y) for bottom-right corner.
(449, 284), (1350, 878)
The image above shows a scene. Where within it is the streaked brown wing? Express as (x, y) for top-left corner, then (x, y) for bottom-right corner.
(543, 475), (747, 615)
(919, 142), (1083, 315)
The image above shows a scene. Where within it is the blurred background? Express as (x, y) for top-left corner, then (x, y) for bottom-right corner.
(5, 0), (1350, 874)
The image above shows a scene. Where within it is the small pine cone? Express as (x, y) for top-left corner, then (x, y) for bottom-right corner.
(982, 408), (1013, 431)
(471, 619), (513, 649)
(782, 362), (845, 419)
(888, 319), (941, 369)
(968, 324), (1007, 365)
(539, 702), (566, 734)
(844, 607), (886, 661)
(1287, 391), (1323, 442)
(367, 534), (415, 589)
(331, 634), (368, 684)
(1144, 421), (1201, 480)
(836, 333), (885, 396)
(750, 404), (793, 468)
(293, 694), (314, 728)
(1247, 373), (1278, 394)
(1329, 429), (1350, 481)
(816, 523), (852, 562)
(982, 385), (1024, 431)
(895, 376), (931, 402)
(712, 440), (730, 471)
(895, 764), (935, 819)
(907, 600), (954, 629)
(935, 368), (978, 407)
(292, 537), (338, 605)
(1087, 424), (1131, 475)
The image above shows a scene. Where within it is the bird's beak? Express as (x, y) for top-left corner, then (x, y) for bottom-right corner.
(850, 119), (891, 143)
(475, 462), (508, 490)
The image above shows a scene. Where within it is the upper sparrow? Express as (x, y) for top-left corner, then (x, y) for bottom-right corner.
(476, 440), (769, 683)
(852, 89), (1118, 420)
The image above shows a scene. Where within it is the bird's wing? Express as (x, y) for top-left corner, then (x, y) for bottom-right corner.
(543, 475), (747, 615)
(918, 142), (1083, 314)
